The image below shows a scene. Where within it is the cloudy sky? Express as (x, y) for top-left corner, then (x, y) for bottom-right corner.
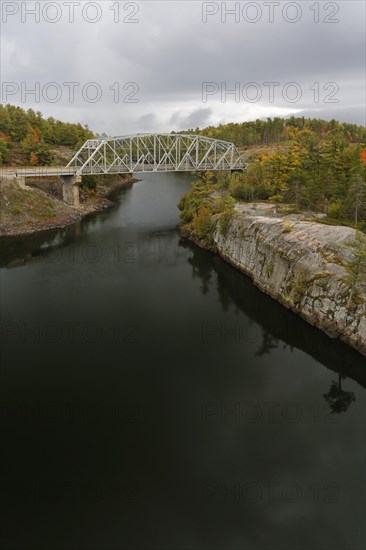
(1, 0), (365, 135)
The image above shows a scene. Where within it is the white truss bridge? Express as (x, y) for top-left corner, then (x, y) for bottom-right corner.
(0, 134), (246, 205)
(67, 134), (246, 175)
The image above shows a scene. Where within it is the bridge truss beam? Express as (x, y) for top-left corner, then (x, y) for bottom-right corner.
(67, 134), (246, 175)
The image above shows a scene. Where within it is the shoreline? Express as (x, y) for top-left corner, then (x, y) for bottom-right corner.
(0, 175), (137, 239)
(179, 204), (366, 358)
(2, 177), (365, 358)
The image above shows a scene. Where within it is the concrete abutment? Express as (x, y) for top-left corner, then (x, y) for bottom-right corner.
(61, 175), (81, 207)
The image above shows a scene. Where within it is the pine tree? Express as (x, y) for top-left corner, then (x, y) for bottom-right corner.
(0, 138), (10, 164)
(346, 231), (366, 308)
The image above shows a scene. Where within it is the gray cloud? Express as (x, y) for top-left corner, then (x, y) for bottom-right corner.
(1, 1), (365, 134)
(169, 107), (213, 129)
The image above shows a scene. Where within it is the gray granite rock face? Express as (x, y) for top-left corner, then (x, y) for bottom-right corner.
(213, 209), (366, 357)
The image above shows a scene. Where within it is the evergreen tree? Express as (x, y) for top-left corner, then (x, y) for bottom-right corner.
(346, 231), (366, 308)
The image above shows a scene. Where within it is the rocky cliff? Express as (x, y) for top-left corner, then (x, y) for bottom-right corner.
(211, 204), (366, 357)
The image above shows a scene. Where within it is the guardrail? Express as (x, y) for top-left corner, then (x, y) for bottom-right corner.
(0, 167), (77, 177)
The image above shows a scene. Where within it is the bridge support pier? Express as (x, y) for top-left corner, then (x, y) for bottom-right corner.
(61, 175), (81, 206)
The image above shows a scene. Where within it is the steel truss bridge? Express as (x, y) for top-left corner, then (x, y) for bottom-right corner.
(0, 134), (246, 206)
(67, 134), (246, 175)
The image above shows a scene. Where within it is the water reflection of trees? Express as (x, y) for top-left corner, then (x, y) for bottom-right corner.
(0, 223), (83, 268)
(188, 250), (212, 295)
(255, 330), (280, 356)
(0, 224), (186, 271)
(324, 373), (356, 415)
(181, 238), (366, 395)
(2, 224), (364, 415)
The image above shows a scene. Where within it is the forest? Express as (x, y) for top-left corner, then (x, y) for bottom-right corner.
(182, 117), (366, 230)
(183, 116), (366, 146)
(0, 104), (94, 166)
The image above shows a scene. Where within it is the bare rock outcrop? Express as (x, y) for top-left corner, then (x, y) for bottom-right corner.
(213, 206), (366, 357)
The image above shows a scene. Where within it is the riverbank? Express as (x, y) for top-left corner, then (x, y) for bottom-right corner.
(0, 174), (136, 237)
(180, 202), (366, 357)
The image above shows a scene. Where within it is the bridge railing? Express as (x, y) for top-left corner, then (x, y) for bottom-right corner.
(0, 167), (77, 177)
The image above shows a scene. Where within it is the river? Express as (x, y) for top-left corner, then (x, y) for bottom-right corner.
(1, 173), (365, 550)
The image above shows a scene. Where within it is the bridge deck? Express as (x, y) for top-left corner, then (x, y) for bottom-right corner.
(0, 167), (77, 178)
(0, 164), (244, 178)
(80, 164), (244, 174)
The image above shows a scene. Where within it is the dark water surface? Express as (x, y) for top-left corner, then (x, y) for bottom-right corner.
(1, 173), (365, 550)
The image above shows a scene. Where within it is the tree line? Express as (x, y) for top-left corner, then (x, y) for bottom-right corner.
(182, 116), (366, 147)
(0, 104), (94, 165)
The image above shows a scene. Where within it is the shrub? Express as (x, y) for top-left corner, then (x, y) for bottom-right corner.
(0, 137), (10, 164)
(283, 220), (293, 233)
(229, 176), (248, 201)
(81, 175), (97, 191)
(193, 206), (214, 242)
(292, 279), (308, 305)
(265, 262), (274, 277)
(219, 195), (235, 236)
(12, 204), (21, 214)
(327, 201), (343, 219)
